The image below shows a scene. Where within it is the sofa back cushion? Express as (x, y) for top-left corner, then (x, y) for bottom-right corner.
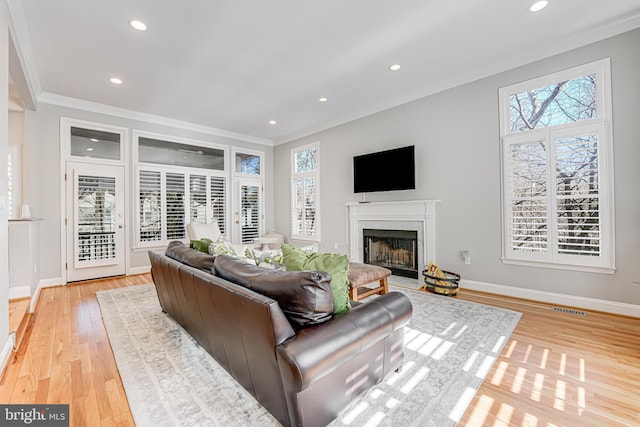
(281, 244), (351, 314)
(165, 240), (215, 273)
(214, 255), (334, 328)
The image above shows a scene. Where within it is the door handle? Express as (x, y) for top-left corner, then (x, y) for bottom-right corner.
(118, 224), (124, 229)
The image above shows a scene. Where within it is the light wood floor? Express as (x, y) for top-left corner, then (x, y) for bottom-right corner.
(1, 274), (639, 426)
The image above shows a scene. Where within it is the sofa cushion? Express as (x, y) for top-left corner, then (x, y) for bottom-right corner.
(165, 240), (215, 273)
(209, 236), (251, 258)
(214, 255), (334, 328)
(190, 238), (213, 253)
(282, 244), (351, 314)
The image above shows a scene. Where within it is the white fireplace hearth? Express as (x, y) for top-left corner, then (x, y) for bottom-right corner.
(346, 200), (439, 276)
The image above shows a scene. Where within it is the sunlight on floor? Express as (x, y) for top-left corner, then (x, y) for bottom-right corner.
(404, 326), (456, 359)
(450, 387), (483, 424)
(463, 337), (594, 426)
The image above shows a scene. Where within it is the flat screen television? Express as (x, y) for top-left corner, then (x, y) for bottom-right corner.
(353, 145), (415, 193)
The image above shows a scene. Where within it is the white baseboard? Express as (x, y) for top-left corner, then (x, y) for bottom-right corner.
(460, 279), (640, 318)
(8, 286), (30, 300)
(30, 277), (63, 313)
(0, 335), (15, 378)
(39, 277), (63, 288)
(129, 266), (151, 276)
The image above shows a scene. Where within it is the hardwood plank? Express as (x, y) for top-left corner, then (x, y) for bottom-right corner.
(455, 289), (640, 426)
(1, 274), (639, 426)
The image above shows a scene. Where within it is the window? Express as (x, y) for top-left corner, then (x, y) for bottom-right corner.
(7, 145), (21, 219)
(234, 150), (262, 175)
(136, 166), (227, 247)
(70, 127), (122, 161)
(499, 59), (614, 273)
(291, 142), (319, 241)
(134, 132), (228, 248)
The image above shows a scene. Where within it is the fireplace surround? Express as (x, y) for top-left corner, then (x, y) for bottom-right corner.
(346, 200), (439, 277)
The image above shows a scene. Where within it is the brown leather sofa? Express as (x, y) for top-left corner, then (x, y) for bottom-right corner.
(149, 241), (412, 427)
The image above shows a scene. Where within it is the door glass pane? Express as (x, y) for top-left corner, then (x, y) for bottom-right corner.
(77, 175), (116, 261)
(139, 137), (225, 170)
(71, 127), (121, 160)
(240, 184), (259, 243)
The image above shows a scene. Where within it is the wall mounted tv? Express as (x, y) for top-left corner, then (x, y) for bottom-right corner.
(353, 145), (415, 193)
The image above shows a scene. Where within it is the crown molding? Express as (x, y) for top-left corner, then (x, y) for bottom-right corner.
(275, 11), (640, 145)
(7, 0), (41, 109)
(38, 92), (274, 146)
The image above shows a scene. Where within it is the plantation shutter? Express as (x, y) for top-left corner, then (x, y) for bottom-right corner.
(291, 177), (317, 238)
(504, 123), (608, 266)
(240, 182), (260, 243)
(505, 136), (549, 256)
(210, 176), (226, 235)
(166, 172), (186, 240)
(554, 128), (602, 259)
(139, 170), (162, 243)
(189, 174), (207, 224)
(7, 149), (14, 219)
(76, 174), (117, 262)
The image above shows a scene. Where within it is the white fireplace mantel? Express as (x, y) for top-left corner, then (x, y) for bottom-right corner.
(346, 200), (440, 274)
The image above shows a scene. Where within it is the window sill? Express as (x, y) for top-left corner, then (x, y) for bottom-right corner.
(501, 258), (616, 275)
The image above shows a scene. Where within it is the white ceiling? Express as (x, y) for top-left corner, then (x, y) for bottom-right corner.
(11, 0), (640, 144)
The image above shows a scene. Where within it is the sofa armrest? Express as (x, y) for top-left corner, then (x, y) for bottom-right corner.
(276, 291), (412, 391)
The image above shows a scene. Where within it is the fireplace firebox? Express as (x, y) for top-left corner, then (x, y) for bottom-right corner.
(363, 229), (418, 279)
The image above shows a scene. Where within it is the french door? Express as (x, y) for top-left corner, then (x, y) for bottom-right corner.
(66, 162), (126, 282)
(233, 178), (263, 244)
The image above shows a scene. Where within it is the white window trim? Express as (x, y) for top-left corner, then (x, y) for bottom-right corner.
(499, 58), (615, 274)
(59, 117), (130, 281)
(291, 141), (320, 242)
(61, 117), (128, 165)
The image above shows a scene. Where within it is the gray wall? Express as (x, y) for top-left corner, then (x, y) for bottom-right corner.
(26, 103), (274, 282)
(1, 0), (12, 358)
(274, 28), (640, 305)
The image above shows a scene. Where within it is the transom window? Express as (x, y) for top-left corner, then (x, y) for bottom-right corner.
(499, 58), (615, 273)
(291, 142), (320, 241)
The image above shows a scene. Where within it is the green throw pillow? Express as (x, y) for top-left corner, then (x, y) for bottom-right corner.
(281, 244), (351, 314)
(190, 238), (213, 253)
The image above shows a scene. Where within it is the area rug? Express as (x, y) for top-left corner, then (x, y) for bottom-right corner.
(96, 284), (521, 427)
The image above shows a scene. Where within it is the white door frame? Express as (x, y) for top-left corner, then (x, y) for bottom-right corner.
(65, 162), (126, 282)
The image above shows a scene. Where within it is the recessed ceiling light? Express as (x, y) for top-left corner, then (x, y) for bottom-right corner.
(530, 1), (548, 12)
(130, 20), (147, 31)
(318, 97), (328, 103)
(86, 147), (94, 152)
(389, 64), (401, 71)
(268, 120), (277, 125)
(110, 77), (123, 85)
(90, 138), (98, 142)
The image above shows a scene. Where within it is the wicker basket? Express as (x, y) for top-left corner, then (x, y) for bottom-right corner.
(421, 269), (460, 296)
